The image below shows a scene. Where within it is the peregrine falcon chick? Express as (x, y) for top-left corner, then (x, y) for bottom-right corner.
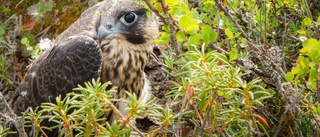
(9, 0), (158, 135)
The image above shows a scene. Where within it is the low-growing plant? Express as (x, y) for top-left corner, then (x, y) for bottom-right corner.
(23, 78), (159, 136)
(1, 0), (320, 136)
(164, 45), (272, 136)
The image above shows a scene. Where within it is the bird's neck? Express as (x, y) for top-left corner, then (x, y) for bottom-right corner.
(100, 38), (153, 95)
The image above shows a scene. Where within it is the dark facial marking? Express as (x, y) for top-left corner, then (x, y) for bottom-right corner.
(117, 8), (147, 20)
(134, 8), (148, 16)
(118, 8), (148, 44)
(123, 32), (146, 44)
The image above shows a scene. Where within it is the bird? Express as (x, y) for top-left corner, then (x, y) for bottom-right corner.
(8, 0), (158, 135)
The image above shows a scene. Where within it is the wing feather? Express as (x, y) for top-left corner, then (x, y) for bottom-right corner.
(12, 36), (102, 115)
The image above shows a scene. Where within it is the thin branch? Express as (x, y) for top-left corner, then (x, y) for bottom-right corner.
(159, 0), (180, 58)
(15, 0), (24, 8)
(213, 1), (302, 116)
(110, 104), (145, 137)
(274, 96), (300, 137)
(214, 0), (254, 46)
(150, 50), (169, 69)
(281, 13), (287, 72)
(223, 130), (231, 137)
(175, 83), (192, 137)
(0, 92), (27, 137)
(142, 0), (168, 25)
(38, 124), (49, 137)
(214, 0), (287, 78)
(4, 15), (16, 24)
(143, 0), (180, 58)
(308, 100), (320, 128)
(221, 2), (287, 75)
(264, 0), (267, 48)
(199, 94), (215, 136)
(316, 64), (320, 103)
(208, 44), (272, 78)
(212, 2), (307, 134)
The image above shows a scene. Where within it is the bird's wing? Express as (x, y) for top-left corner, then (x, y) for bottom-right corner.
(54, 1), (102, 44)
(12, 35), (102, 115)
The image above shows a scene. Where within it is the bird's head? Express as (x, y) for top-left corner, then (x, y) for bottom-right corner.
(97, 0), (158, 45)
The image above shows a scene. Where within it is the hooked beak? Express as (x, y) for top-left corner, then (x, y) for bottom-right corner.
(98, 26), (111, 42)
(98, 20), (122, 42)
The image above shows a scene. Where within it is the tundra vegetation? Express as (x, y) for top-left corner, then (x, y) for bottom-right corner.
(0, 0), (319, 136)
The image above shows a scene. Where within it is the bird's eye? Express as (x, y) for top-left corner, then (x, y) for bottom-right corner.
(120, 12), (138, 26)
(125, 12), (135, 23)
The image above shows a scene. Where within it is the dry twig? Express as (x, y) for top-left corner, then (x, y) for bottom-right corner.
(0, 92), (27, 137)
(110, 103), (145, 137)
(208, 44), (272, 78)
(213, 0), (297, 99)
(175, 83), (193, 136)
(143, 0), (180, 58)
(213, 0), (304, 134)
(274, 96), (300, 137)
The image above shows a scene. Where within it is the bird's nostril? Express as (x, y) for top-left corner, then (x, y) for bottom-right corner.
(106, 24), (112, 29)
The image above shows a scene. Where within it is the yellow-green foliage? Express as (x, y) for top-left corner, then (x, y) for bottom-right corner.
(1, 0), (320, 136)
